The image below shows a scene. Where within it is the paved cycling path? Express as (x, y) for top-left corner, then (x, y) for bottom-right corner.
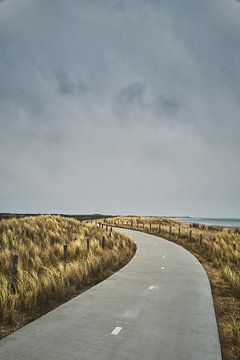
(0, 228), (222, 360)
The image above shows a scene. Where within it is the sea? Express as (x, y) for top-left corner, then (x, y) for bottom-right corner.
(171, 217), (240, 229)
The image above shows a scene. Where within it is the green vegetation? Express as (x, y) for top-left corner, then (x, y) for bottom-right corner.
(0, 215), (136, 337)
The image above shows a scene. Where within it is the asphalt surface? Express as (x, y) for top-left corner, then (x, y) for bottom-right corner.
(0, 228), (222, 360)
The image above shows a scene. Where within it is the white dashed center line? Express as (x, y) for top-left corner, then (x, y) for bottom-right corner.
(111, 327), (122, 335)
(161, 267), (165, 270)
(162, 255), (165, 258)
(148, 285), (158, 290)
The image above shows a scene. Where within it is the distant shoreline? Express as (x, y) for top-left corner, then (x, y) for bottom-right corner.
(171, 216), (240, 229)
(1, 213), (240, 229)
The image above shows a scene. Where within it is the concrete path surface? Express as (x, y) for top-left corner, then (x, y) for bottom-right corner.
(0, 228), (222, 360)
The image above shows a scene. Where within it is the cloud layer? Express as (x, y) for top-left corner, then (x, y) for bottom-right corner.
(0, 0), (240, 216)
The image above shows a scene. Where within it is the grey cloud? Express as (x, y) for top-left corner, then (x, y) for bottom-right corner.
(112, 82), (146, 121)
(0, 0), (240, 216)
(152, 95), (180, 118)
(55, 68), (87, 96)
(118, 82), (146, 105)
(56, 69), (76, 96)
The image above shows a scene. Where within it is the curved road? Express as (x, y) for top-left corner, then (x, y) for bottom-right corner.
(0, 229), (222, 360)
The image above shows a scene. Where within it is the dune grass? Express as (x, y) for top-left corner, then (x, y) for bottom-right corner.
(104, 216), (240, 360)
(0, 215), (136, 337)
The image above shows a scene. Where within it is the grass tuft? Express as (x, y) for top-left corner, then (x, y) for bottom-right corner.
(0, 215), (136, 337)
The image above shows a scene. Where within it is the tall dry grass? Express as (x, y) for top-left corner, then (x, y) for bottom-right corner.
(104, 215), (240, 359)
(0, 215), (136, 333)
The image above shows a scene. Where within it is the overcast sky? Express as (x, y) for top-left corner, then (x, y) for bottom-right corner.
(0, 0), (240, 216)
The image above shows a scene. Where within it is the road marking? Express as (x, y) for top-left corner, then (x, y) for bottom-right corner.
(162, 255), (165, 258)
(160, 248), (162, 251)
(111, 327), (122, 335)
(148, 285), (158, 290)
(161, 267), (165, 270)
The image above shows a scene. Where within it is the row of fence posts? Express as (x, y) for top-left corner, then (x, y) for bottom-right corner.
(114, 220), (204, 244)
(109, 219), (238, 253)
(10, 222), (114, 294)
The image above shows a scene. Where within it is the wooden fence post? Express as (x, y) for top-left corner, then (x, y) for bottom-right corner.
(169, 226), (172, 239)
(102, 236), (106, 249)
(178, 227), (181, 238)
(11, 254), (18, 293)
(199, 234), (203, 245)
(159, 224), (161, 233)
(63, 244), (68, 270)
(189, 230), (192, 241)
(87, 239), (90, 252)
(150, 223), (152, 231)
